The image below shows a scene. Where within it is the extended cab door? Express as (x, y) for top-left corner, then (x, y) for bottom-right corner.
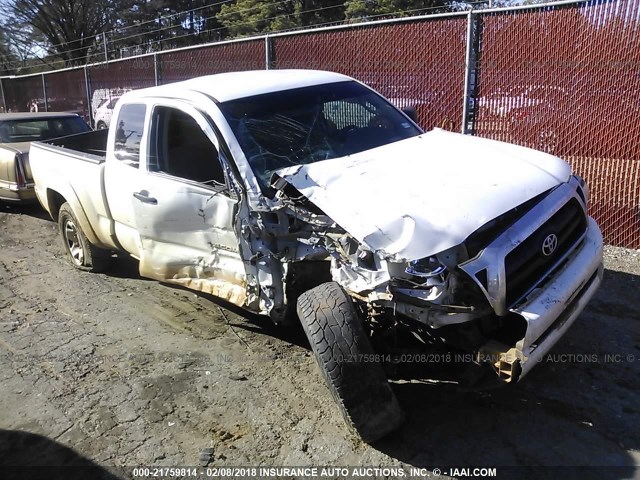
(103, 103), (148, 257)
(131, 102), (248, 307)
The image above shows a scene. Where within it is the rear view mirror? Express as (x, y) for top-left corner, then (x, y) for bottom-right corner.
(401, 106), (418, 124)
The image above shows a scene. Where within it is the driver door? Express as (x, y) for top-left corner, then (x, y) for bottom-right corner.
(132, 102), (248, 307)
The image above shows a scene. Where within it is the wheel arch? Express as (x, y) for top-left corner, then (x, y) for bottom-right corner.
(46, 188), (102, 247)
(46, 189), (67, 222)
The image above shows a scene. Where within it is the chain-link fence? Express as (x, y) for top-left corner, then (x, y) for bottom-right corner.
(2, 74), (44, 113)
(158, 39), (265, 84)
(87, 57), (156, 124)
(271, 14), (468, 132)
(0, 0), (638, 248)
(44, 69), (89, 120)
(474, 1), (640, 248)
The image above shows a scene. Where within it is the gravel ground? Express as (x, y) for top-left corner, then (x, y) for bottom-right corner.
(0, 202), (638, 480)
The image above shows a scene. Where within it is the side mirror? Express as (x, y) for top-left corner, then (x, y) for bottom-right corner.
(401, 106), (418, 124)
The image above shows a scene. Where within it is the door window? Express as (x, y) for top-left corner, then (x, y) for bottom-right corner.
(148, 106), (226, 187)
(113, 103), (146, 168)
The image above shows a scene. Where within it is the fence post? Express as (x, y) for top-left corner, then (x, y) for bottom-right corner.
(265, 35), (274, 70)
(84, 66), (94, 127)
(154, 53), (160, 86)
(0, 77), (6, 113)
(41, 74), (48, 112)
(103, 32), (109, 63)
(462, 11), (482, 135)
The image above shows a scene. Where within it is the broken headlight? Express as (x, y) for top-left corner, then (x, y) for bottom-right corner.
(405, 256), (446, 278)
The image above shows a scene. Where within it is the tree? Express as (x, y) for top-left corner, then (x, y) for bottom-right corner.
(0, 21), (18, 75)
(4, 0), (121, 66)
(218, 0), (346, 37)
(218, 0), (297, 37)
(112, 0), (228, 53)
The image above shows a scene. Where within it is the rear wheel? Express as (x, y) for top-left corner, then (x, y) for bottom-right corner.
(297, 282), (404, 442)
(58, 203), (111, 272)
(96, 121), (107, 130)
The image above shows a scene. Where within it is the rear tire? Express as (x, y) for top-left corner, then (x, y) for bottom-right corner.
(297, 282), (404, 442)
(58, 202), (111, 273)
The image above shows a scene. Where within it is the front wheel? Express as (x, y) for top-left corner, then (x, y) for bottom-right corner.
(297, 282), (404, 442)
(58, 203), (112, 272)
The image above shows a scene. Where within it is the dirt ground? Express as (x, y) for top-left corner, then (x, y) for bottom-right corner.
(0, 202), (638, 479)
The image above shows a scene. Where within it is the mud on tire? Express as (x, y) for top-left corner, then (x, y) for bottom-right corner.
(58, 202), (112, 273)
(296, 282), (404, 442)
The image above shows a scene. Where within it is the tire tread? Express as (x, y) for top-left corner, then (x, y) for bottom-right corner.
(297, 282), (404, 442)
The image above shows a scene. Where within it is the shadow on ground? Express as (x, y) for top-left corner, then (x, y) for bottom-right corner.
(0, 429), (122, 480)
(0, 202), (51, 221)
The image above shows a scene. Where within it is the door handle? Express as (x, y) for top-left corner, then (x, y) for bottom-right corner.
(133, 191), (158, 205)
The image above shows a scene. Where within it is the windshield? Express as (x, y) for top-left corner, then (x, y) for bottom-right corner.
(0, 116), (90, 143)
(220, 81), (421, 190)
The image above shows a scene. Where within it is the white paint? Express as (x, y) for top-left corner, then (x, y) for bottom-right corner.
(515, 217), (603, 378)
(277, 128), (572, 261)
(123, 69), (351, 104)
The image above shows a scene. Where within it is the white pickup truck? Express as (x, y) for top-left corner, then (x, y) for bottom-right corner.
(30, 70), (603, 442)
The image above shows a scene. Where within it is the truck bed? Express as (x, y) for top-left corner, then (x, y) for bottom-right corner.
(29, 128), (114, 249)
(33, 130), (109, 164)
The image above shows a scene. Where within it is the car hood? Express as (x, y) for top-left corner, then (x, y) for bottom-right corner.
(275, 128), (571, 261)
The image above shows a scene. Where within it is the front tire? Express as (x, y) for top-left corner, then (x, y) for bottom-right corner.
(58, 203), (111, 272)
(297, 282), (404, 442)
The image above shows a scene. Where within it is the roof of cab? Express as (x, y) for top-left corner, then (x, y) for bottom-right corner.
(128, 69), (353, 103)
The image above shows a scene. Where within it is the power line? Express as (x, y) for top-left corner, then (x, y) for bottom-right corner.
(0, 1), (487, 76)
(145, 2), (346, 49)
(4, 0), (234, 53)
(109, 0), (294, 45)
(111, 0), (234, 35)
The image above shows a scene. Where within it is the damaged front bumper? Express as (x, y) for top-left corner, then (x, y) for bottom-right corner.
(483, 216), (604, 381)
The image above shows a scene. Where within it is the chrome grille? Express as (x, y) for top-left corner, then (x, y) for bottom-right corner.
(504, 198), (587, 307)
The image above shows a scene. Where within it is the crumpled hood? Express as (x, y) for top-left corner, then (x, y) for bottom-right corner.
(275, 129), (571, 261)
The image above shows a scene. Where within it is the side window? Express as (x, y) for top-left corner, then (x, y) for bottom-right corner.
(113, 103), (146, 168)
(148, 106), (226, 186)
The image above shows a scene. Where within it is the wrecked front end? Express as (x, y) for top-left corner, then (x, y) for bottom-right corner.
(269, 175), (603, 388)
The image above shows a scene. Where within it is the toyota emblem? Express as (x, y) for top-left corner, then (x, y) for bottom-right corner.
(542, 233), (558, 256)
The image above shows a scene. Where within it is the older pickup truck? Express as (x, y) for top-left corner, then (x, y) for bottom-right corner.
(29, 70), (603, 442)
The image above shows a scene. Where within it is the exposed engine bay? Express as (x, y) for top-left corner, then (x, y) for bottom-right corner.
(252, 177), (547, 388)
